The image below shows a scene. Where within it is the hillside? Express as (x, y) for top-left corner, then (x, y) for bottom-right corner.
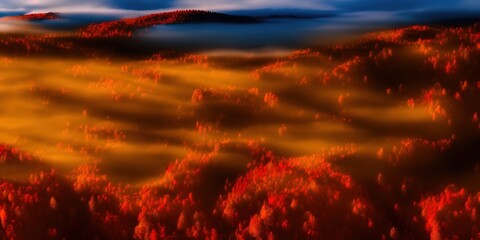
(0, 12), (59, 21)
(0, 21), (479, 239)
(79, 10), (261, 38)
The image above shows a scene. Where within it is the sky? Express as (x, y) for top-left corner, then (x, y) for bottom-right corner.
(0, 0), (479, 13)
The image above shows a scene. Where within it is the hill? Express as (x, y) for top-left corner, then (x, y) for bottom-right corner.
(0, 12), (59, 21)
(79, 10), (261, 38)
(0, 21), (479, 239)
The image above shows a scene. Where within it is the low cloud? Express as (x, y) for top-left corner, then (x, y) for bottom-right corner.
(175, 0), (333, 10)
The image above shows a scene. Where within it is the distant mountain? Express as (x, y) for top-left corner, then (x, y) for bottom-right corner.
(0, 12), (59, 21)
(79, 10), (261, 38)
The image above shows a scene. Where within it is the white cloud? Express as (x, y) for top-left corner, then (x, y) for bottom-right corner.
(27, 5), (157, 16)
(0, 0), (118, 12)
(175, 0), (333, 10)
(0, 7), (26, 12)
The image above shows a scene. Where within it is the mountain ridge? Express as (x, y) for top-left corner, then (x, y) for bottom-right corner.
(78, 10), (261, 38)
(0, 12), (60, 21)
